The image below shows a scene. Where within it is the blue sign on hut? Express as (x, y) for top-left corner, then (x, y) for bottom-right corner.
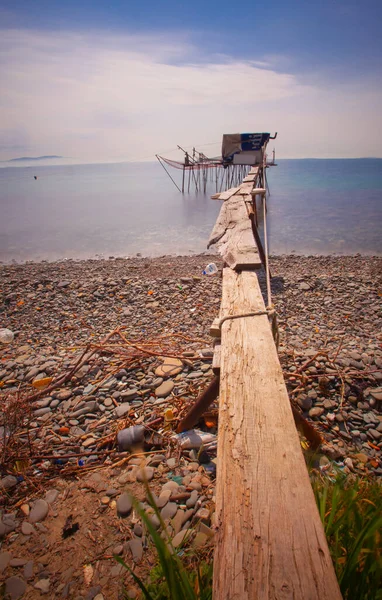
(222, 132), (275, 165)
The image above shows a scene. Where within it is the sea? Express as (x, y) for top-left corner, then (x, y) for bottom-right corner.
(1, 159), (381, 263)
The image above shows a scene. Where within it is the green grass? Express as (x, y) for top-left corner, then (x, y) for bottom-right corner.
(118, 477), (382, 600)
(313, 476), (382, 600)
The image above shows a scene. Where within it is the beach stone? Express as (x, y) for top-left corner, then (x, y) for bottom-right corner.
(368, 429), (381, 441)
(148, 514), (161, 529)
(71, 401), (98, 418)
(120, 389), (139, 400)
(161, 481), (179, 493)
(155, 380), (175, 397)
(155, 358), (183, 378)
(4, 576), (26, 599)
(23, 561), (34, 580)
(172, 529), (192, 548)
(117, 493), (133, 517)
(172, 510), (185, 535)
(186, 490), (199, 508)
(56, 390), (72, 401)
(148, 454), (166, 467)
(133, 523), (143, 537)
(0, 475), (17, 490)
(193, 532), (208, 548)
(161, 502), (177, 520)
(29, 499), (49, 523)
(113, 544), (124, 556)
(34, 579), (50, 593)
(83, 437), (96, 448)
(21, 522), (35, 535)
(370, 388), (382, 401)
(45, 489), (59, 504)
(10, 558), (28, 567)
(136, 466), (154, 482)
(114, 404), (130, 418)
(128, 539), (143, 563)
(309, 407), (324, 418)
(156, 490), (172, 508)
(0, 518), (17, 538)
(0, 551), (11, 574)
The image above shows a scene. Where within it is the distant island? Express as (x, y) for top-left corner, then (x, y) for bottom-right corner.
(8, 155), (63, 162)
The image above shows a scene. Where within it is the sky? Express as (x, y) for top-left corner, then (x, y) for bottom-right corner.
(1, 0), (382, 162)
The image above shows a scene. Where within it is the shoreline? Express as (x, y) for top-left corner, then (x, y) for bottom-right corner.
(1, 250), (382, 267)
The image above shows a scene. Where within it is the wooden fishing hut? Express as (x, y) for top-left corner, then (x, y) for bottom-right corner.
(178, 133), (342, 599)
(156, 133), (277, 194)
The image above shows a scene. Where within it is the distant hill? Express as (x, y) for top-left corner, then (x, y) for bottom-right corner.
(8, 155), (63, 162)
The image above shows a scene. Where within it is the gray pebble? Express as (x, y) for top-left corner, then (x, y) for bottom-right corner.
(117, 493), (133, 517)
(29, 499), (49, 524)
(5, 576), (27, 599)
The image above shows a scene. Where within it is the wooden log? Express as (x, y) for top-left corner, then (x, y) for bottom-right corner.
(251, 186), (266, 196)
(213, 268), (342, 600)
(207, 196), (261, 270)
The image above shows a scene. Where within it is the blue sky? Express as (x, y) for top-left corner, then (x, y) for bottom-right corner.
(1, 0), (381, 160)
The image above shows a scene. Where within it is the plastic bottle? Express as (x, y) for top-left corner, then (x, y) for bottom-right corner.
(202, 263), (218, 276)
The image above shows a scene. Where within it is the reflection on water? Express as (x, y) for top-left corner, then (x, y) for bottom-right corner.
(0, 159), (381, 262)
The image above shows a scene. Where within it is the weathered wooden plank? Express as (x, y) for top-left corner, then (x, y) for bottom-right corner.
(210, 317), (221, 338)
(236, 181), (255, 195)
(212, 340), (221, 374)
(207, 196), (261, 270)
(248, 167), (259, 176)
(217, 186), (241, 201)
(213, 268), (342, 600)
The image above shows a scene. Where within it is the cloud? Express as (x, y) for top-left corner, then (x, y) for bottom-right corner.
(0, 29), (381, 161)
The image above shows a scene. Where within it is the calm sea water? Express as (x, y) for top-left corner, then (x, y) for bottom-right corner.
(1, 159), (381, 262)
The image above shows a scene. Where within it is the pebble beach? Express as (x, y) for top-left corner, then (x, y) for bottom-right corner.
(0, 253), (381, 599)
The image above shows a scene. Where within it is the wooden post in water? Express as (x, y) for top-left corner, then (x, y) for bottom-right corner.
(209, 175), (342, 600)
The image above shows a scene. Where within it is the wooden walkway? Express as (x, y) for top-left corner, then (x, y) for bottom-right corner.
(208, 169), (342, 599)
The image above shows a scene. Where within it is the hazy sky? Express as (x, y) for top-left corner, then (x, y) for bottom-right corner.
(1, 0), (382, 161)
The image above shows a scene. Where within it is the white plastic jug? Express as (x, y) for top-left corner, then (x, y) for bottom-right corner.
(202, 263), (218, 276)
